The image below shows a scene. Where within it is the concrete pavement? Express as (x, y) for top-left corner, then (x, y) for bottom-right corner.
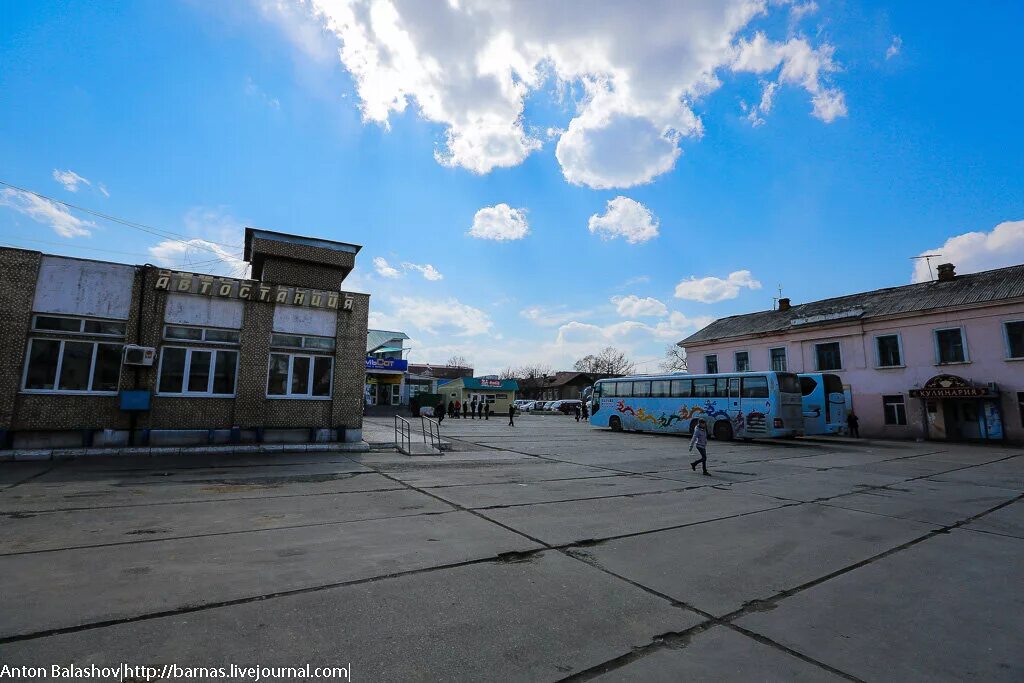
(1, 415), (1021, 681)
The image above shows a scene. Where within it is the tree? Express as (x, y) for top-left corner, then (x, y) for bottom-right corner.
(660, 344), (688, 373)
(573, 346), (636, 375)
(515, 363), (553, 380)
(498, 367), (519, 380)
(445, 354), (470, 368)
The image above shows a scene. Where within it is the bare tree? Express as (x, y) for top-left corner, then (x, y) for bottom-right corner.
(515, 363), (553, 380)
(660, 344), (688, 372)
(445, 354), (470, 368)
(498, 366), (519, 380)
(573, 346), (636, 375)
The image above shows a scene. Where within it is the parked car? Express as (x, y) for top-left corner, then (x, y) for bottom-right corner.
(532, 401), (549, 411)
(555, 400), (582, 414)
(513, 400), (534, 412)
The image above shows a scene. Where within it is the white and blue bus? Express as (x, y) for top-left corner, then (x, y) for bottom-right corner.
(589, 371), (804, 440)
(798, 372), (847, 435)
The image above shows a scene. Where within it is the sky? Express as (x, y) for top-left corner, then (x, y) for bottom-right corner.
(2, 0), (1023, 374)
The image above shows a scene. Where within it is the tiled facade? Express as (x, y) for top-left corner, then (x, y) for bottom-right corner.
(0, 229), (369, 449)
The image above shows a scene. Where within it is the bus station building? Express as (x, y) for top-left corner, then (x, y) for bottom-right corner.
(439, 377), (518, 415)
(679, 263), (1024, 442)
(0, 228), (369, 450)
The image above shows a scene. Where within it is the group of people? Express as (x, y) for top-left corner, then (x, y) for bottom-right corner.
(572, 402), (589, 422)
(436, 397), (491, 423)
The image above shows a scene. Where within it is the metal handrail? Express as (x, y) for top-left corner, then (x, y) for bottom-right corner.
(420, 416), (441, 450)
(394, 415), (412, 454)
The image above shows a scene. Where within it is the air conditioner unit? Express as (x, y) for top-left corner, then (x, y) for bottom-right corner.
(123, 345), (156, 366)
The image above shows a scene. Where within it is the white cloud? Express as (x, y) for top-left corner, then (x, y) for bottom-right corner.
(886, 36), (902, 60)
(147, 207), (247, 276)
(0, 188), (95, 238)
(674, 269), (762, 303)
(276, 1), (844, 188)
(588, 197), (659, 244)
(468, 204), (530, 241)
(789, 1), (818, 21)
(520, 305), (593, 327)
(402, 261), (443, 281)
(98, 183), (110, 198)
(389, 296), (492, 336)
(52, 169), (91, 192)
(911, 220), (1024, 283)
(245, 76), (281, 109)
(373, 256), (401, 278)
(732, 32), (847, 123)
(745, 80), (778, 127)
(611, 294), (668, 318)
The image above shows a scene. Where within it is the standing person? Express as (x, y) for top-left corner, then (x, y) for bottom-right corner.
(689, 418), (710, 475)
(436, 400), (445, 425)
(582, 400), (589, 421)
(847, 411), (860, 438)
(483, 401), (489, 420)
(508, 402), (516, 427)
(470, 397), (478, 419)
(574, 403), (581, 422)
(448, 400), (455, 419)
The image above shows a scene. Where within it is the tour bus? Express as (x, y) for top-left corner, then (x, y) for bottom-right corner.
(589, 371), (804, 439)
(798, 372), (847, 435)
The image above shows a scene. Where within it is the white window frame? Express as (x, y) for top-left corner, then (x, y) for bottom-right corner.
(1002, 320), (1024, 360)
(769, 347), (787, 372)
(270, 333), (336, 352)
(705, 354), (718, 374)
(814, 341), (843, 371)
(266, 352), (333, 400)
(156, 345), (240, 397)
(933, 326), (969, 365)
(882, 394), (908, 426)
(21, 338), (122, 395)
(874, 333), (905, 368)
(734, 350), (750, 372)
(31, 314), (126, 337)
(163, 325), (241, 345)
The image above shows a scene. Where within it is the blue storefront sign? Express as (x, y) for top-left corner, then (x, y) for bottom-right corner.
(366, 357), (408, 372)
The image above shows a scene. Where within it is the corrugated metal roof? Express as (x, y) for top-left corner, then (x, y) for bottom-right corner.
(366, 329), (410, 353)
(681, 264), (1024, 346)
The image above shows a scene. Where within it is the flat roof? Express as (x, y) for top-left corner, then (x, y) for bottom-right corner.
(244, 227), (362, 261)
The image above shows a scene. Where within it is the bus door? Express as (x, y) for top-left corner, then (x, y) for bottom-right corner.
(727, 377), (741, 432)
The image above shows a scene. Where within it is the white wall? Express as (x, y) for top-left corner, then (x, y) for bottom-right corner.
(33, 256), (135, 320)
(273, 305), (337, 336)
(164, 293), (244, 329)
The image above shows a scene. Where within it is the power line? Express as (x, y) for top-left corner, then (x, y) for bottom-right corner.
(0, 179), (245, 255)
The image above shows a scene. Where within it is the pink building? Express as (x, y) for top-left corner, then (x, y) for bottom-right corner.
(679, 263), (1024, 442)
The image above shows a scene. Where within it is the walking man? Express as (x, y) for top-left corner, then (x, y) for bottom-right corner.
(436, 400), (445, 425)
(508, 402), (516, 427)
(574, 403), (581, 422)
(689, 418), (710, 475)
(847, 411), (860, 438)
(581, 400), (589, 421)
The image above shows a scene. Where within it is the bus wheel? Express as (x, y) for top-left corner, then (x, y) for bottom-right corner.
(713, 420), (734, 441)
(609, 416), (623, 432)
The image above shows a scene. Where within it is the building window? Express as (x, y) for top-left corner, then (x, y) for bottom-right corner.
(267, 353), (332, 398)
(165, 325), (240, 344)
(22, 338), (122, 393)
(734, 351), (750, 372)
(157, 346), (238, 396)
(769, 347), (787, 372)
(1004, 321), (1024, 359)
(271, 333), (336, 352)
(705, 355), (718, 374)
(815, 342), (842, 371)
(876, 334), (903, 367)
(883, 395), (907, 425)
(934, 328), (967, 364)
(33, 315), (126, 337)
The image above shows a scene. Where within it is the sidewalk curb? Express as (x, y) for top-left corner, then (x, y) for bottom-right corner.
(0, 441), (371, 462)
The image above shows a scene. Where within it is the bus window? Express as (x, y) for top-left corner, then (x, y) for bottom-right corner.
(715, 377), (729, 398)
(651, 380), (670, 397)
(777, 373), (801, 394)
(728, 377), (740, 398)
(800, 376), (818, 396)
(742, 376), (769, 398)
(823, 374), (844, 395)
(633, 380), (651, 397)
(616, 381), (633, 397)
(670, 379), (692, 397)
(594, 383), (603, 398)
(693, 378), (716, 398)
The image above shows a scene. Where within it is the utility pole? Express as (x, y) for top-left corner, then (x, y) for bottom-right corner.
(772, 284), (783, 310)
(911, 254), (943, 281)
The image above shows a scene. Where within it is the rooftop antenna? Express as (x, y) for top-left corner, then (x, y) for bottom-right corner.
(772, 284), (783, 310)
(911, 254), (943, 281)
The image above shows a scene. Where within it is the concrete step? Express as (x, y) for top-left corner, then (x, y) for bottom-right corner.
(398, 443), (443, 456)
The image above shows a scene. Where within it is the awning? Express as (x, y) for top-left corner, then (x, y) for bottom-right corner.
(374, 346), (404, 353)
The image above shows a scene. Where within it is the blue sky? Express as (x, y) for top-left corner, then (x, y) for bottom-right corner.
(2, 0), (1023, 373)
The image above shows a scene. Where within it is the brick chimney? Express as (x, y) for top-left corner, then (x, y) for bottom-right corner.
(936, 263), (956, 282)
(778, 297), (791, 312)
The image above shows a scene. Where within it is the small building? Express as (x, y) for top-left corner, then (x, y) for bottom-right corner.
(517, 372), (618, 402)
(678, 263), (1024, 442)
(0, 228), (369, 449)
(440, 377), (518, 414)
(365, 329), (410, 407)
